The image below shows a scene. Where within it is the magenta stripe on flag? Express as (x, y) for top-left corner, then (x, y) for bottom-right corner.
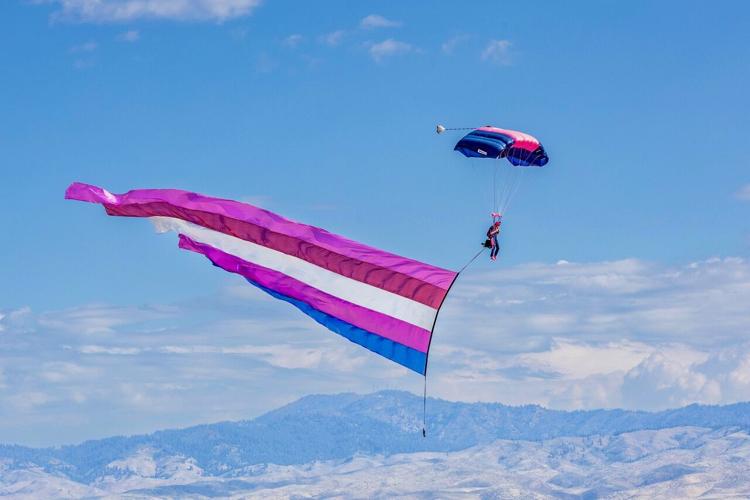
(65, 183), (456, 309)
(65, 183), (456, 288)
(178, 234), (432, 353)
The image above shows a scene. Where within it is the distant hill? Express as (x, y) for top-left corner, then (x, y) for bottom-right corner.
(1, 390), (749, 497)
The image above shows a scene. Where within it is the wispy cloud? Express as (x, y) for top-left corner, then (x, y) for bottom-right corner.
(282, 34), (303, 48)
(78, 345), (142, 355)
(0, 306), (32, 333)
(319, 30), (345, 47)
(117, 30), (140, 42)
(481, 39), (513, 65)
(368, 39), (416, 63)
(441, 34), (470, 55)
(38, 304), (177, 335)
(254, 52), (277, 73)
(41, 0), (262, 23)
(157, 343), (368, 371)
(735, 183), (750, 201)
(69, 41), (98, 53)
(40, 362), (98, 383)
(360, 14), (401, 29)
(68, 40), (98, 69)
(445, 257), (750, 348)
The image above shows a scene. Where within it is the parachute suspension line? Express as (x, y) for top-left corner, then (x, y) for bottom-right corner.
(505, 148), (538, 212)
(495, 164), (517, 215)
(499, 166), (512, 214)
(422, 246), (486, 438)
(493, 163), (499, 214)
(501, 167), (526, 215)
(496, 147), (536, 215)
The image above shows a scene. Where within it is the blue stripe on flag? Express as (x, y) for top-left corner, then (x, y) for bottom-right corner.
(249, 280), (428, 374)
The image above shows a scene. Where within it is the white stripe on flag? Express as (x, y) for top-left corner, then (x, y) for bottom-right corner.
(152, 217), (438, 330)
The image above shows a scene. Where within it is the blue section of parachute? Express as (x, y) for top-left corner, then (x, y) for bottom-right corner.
(248, 280), (428, 375)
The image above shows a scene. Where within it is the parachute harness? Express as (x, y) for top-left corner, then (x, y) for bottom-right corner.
(422, 246), (486, 437)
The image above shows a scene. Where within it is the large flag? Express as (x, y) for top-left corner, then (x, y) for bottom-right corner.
(65, 182), (458, 374)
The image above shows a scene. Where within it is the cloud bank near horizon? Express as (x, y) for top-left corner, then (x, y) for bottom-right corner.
(2, 256), (750, 444)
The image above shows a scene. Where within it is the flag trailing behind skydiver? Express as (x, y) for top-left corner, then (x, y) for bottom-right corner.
(65, 182), (458, 375)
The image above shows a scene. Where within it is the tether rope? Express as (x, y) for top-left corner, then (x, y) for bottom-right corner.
(422, 246), (487, 437)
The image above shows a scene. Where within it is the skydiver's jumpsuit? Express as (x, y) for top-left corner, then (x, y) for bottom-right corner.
(487, 223), (501, 259)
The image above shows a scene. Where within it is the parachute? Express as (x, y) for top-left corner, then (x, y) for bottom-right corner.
(454, 126), (549, 167)
(441, 125), (549, 214)
(65, 182), (458, 375)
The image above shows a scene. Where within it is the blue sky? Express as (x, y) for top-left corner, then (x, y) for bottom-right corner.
(1, 0), (750, 446)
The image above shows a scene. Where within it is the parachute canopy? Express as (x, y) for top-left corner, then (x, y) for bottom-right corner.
(65, 182), (458, 375)
(454, 126), (549, 167)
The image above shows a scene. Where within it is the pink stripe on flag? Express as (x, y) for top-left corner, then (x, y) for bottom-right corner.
(178, 234), (432, 353)
(65, 183), (457, 290)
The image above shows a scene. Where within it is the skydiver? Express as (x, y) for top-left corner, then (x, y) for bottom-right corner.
(486, 213), (502, 261)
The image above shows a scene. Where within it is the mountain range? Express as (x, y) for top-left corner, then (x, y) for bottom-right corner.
(2, 390), (750, 498)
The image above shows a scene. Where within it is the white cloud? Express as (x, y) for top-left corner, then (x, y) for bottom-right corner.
(282, 34), (303, 48)
(621, 352), (716, 409)
(41, 0), (261, 22)
(0, 306), (32, 334)
(481, 39), (513, 65)
(8, 391), (53, 411)
(158, 343), (368, 371)
(117, 30), (140, 42)
(736, 184), (750, 201)
(79, 345), (142, 355)
(319, 30), (345, 47)
(38, 304), (177, 335)
(40, 362), (97, 383)
(368, 39), (416, 63)
(516, 339), (657, 379)
(360, 14), (401, 29)
(441, 34), (470, 55)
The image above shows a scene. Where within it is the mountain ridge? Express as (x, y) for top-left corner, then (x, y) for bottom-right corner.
(2, 390), (750, 485)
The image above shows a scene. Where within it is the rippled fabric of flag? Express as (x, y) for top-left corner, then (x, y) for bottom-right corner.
(65, 182), (458, 374)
